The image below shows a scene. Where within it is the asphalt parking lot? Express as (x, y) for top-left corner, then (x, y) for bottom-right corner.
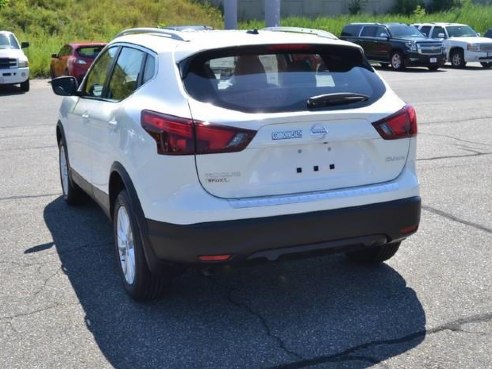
(1, 64), (491, 369)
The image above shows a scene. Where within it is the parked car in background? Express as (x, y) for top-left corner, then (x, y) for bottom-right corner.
(51, 27), (420, 300)
(414, 23), (492, 68)
(484, 28), (492, 39)
(0, 30), (30, 92)
(50, 42), (106, 82)
(340, 23), (445, 71)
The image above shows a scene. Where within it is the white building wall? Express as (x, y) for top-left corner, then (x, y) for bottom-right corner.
(207, 0), (491, 21)
(208, 0), (396, 20)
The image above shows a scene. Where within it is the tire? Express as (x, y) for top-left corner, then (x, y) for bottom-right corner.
(58, 139), (87, 205)
(20, 79), (30, 92)
(346, 241), (401, 264)
(390, 51), (405, 71)
(480, 62), (492, 69)
(113, 190), (172, 300)
(450, 49), (466, 68)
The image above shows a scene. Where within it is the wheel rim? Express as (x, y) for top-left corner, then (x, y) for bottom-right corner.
(392, 54), (402, 69)
(116, 206), (136, 285)
(59, 145), (69, 197)
(452, 53), (461, 66)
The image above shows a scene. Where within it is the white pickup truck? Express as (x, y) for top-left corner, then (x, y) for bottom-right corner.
(0, 30), (30, 91)
(414, 22), (492, 69)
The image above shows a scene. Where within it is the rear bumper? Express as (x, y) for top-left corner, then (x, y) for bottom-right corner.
(143, 196), (421, 268)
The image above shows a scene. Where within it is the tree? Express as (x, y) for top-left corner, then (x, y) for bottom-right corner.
(0, 0), (9, 9)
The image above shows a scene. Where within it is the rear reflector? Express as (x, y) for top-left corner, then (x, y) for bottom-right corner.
(372, 105), (417, 140)
(198, 254), (232, 262)
(141, 110), (256, 155)
(400, 224), (418, 235)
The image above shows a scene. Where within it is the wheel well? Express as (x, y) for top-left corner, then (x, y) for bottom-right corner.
(56, 123), (62, 145)
(449, 47), (463, 56)
(109, 171), (125, 220)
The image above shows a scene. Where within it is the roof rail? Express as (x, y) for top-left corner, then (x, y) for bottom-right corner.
(115, 27), (188, 41)
(262, 26), (338, 40)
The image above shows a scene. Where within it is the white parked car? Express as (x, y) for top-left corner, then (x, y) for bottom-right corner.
(0, 30), (30, 91)
(51, 27), (421, 300)
(414, 22), (492, 68)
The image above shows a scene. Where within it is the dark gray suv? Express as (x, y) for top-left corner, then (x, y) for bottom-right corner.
(340, 23), (445, 71)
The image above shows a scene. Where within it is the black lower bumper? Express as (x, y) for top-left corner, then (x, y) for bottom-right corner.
(142, 197), (421, 268)
(405, 53), (446, 67)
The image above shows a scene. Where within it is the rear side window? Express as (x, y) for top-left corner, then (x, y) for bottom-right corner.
(182, 44), (385, 113)
(341, 25), (362, 37)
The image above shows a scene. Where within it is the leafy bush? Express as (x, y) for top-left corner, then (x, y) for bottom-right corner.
(392, 0), (426, 15)
(427, 0), (463, 12)
(348, 0), (366, 15)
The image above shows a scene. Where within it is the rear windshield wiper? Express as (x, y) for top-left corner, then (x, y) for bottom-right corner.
(307, 92), (369, 109)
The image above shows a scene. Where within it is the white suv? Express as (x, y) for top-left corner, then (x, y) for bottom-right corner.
(414, 22), (492, 68)
(0, 30), (30, 91)
(51, 27), (421, 300)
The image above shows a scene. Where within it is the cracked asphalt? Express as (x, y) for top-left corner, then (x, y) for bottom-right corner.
(1, 64), (491, 369)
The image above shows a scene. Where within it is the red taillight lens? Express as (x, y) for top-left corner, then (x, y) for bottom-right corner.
(141, 111), (195, 155)
(141, 110), (256, 155)
(372, 105), (417, 140)
(195, 123), (256, 154)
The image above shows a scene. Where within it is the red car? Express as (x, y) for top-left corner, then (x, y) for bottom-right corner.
(50, 42), (106, 82)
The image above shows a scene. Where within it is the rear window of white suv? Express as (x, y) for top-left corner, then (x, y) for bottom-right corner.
(181, 44), (386, 113)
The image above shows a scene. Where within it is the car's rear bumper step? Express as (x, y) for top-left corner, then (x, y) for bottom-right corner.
(143, 196), (421, 267)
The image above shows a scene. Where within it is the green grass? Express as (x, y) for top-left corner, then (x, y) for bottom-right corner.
(1, 0), (491, 77)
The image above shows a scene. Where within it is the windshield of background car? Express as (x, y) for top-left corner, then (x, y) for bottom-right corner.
(447, 26), (477, 37)
(388, 25), (424, 38)
(181, 44), (385, 113)
(0, 33), (20, 49)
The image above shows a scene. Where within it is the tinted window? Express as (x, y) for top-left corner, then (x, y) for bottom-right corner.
(107, 47), (145, 101)
(83, 46), (118, 98)
(485, 29), (492, 38)
(420, 26), (431, 37)
(431, 27), (445, 38)
(360, 26), (377, 37)
(182, 45), (385, 113)
(376, 26), (389, 38)
(341, 25), (362, 37)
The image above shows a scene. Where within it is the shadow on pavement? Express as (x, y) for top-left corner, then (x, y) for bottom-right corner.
(38, 197), (426, 369)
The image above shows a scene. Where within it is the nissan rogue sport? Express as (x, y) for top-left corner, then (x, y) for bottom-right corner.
(51, 27), (421, 300)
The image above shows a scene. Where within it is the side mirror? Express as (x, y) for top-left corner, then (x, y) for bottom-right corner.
(21, 42), (29, 48)
(50, 76), (79, 96)
(477, 32), (481, 36)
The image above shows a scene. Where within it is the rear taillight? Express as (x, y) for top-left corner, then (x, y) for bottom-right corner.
(372, 105), (417, 140)
(141, 110), (256, 155)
